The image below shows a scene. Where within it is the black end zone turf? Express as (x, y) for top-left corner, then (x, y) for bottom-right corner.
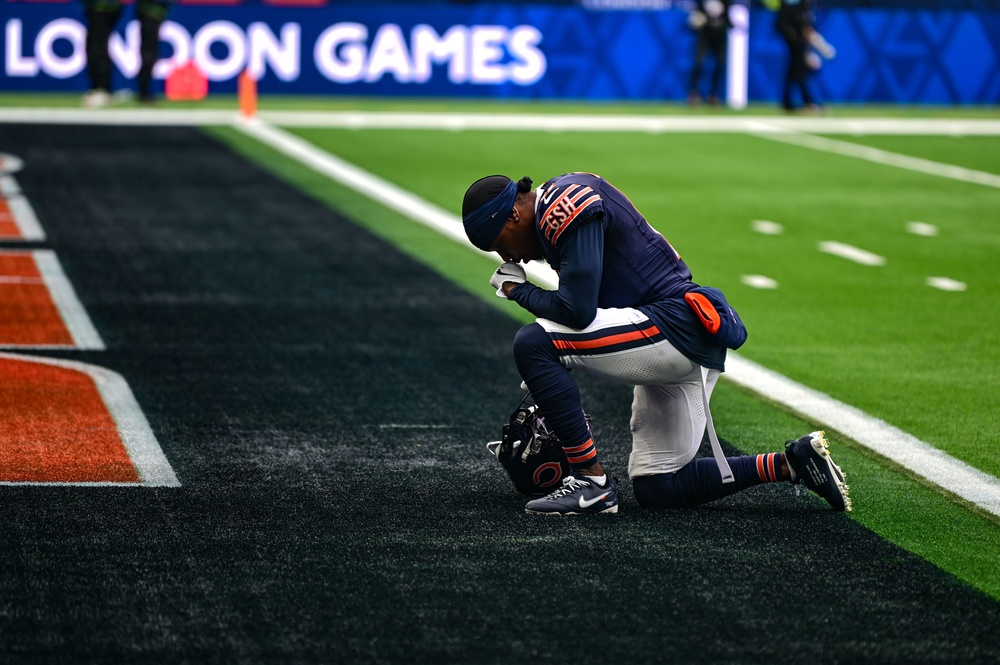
(0, 124), (998, 663)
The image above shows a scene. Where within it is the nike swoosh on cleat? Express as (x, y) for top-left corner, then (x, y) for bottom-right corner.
(578, 493), (609, 509)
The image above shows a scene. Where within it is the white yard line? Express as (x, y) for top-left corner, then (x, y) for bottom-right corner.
(748, 122), (1000, 189)
(235, 118), (1000, 518)
(3, 107), (1000, 136)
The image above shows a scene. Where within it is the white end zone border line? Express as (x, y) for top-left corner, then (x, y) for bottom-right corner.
(5, 195), (46, 241)
(234, 118), (1000, 519)
(0, 175), (46, 241)
(0, 352), (180, 487)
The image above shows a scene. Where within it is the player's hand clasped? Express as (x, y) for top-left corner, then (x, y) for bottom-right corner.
(490, 262), (526, 299)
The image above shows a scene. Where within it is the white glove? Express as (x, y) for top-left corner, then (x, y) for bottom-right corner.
(490, 262), (526, 299)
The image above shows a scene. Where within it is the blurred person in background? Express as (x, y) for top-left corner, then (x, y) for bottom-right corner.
(687, 0), (732, 106)
(82, 0), (174, 107)
(775, 0), (834, 112)
(775, 0), (814, 112)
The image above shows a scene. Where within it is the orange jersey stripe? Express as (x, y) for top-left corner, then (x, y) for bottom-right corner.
(552, 325), (662, 351)
(541, 184), (585, 221)
(541, 186), (601, 244)
(550, 194), (601, 245)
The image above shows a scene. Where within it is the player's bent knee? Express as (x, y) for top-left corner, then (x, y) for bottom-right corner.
(632, 474), (694, 509)
(512, 323), (557, 364)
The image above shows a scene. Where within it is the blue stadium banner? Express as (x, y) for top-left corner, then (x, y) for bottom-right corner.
(1, 0), (997, 104)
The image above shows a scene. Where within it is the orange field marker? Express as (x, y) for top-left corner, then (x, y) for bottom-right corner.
(239, 69), (257, 119)
(0, 356), (140, 483)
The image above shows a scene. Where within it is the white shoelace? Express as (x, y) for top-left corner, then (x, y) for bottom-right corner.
(545, 475), (589, 500)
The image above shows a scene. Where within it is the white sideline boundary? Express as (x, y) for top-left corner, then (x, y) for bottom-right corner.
(3, 107), (1000, 136)
(0, 352), (180, 487)
(234, 118), (1000, 519)
(4, 107), (998, 188)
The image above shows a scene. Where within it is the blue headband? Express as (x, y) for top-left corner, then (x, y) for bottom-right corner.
(463, 180), (517, 251)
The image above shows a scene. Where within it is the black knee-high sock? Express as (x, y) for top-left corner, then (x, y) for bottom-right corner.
(512, 323), (597, 470)
(633, 453), (786, 509)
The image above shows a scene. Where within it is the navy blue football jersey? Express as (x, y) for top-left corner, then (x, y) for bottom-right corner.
(535, 173), (694, 306)
(532, 173), (727, 370)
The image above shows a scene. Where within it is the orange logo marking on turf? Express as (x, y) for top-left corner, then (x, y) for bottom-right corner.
(0, 160), (174, 487)
(0, 253), (73, 346)
(0, 198), (18, 239)
(0, 356), (140, 483)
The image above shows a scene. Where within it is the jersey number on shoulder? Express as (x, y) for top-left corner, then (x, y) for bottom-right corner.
(540, 185), (600, 246)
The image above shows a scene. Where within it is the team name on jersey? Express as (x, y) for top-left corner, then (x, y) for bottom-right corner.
(538, 183), (601, 246)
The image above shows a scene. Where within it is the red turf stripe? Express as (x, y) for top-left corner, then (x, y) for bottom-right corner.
(0, 357), (140, 483)
(0, 253), (74, 346)
(0, 199), (19, 239)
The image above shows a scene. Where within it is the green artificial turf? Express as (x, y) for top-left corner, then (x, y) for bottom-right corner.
(204, 124), (1000, 601)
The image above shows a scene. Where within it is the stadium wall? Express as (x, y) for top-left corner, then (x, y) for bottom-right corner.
(2, 1), (997, 104)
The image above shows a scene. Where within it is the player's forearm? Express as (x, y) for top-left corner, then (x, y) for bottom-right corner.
(509, 282), (597, 329)
(508, 227), (602, 328)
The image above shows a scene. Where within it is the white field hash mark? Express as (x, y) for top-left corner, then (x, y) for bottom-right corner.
(751, 220), (784, 235)
(741, 275), (779, 289)
(378, 424), (455, 429)
(927, 276), (966, 292)
(818, 241), (887, 266)
(907, 221), (938, 237)
(233, 117), (1000, 519)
